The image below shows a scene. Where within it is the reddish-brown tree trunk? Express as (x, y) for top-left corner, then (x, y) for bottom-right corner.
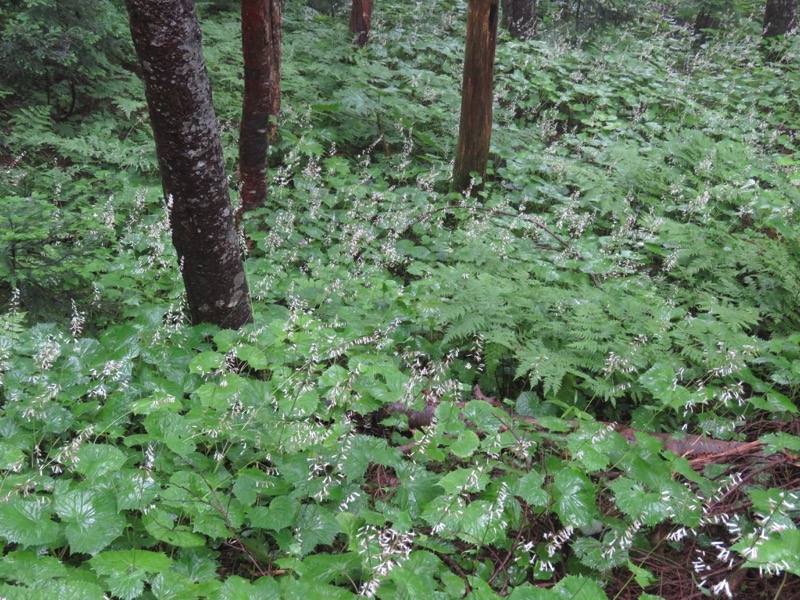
(124, 0), (253, 329)
(350, 0), (373, 47)
(763, 0), (797, 37)
(452, 0), (499, 195)
(239, 0), (282, 214)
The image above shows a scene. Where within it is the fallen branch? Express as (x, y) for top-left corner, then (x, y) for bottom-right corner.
(381, 385), (768, 461)
(472, 385), (762, 459)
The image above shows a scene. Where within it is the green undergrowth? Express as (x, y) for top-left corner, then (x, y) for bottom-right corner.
(1, 1), (799, 598)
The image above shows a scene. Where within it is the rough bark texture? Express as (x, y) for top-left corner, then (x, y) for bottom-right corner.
(763, 0), (797, 37)
(125, 0), (253, 329)
(452, 0), (499, 195)
(349, 0), (373, 47)
(239, 0), (282, 213)
(501, 0), (535, 39)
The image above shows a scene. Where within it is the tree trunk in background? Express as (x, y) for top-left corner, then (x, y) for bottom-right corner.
(692, 10), (720, 47)
(124, 0), (253, 329)
(501, 0), (535, 39)
(239, 0), (282, 214)
(452, 0), (499, 195)
(350, 0), (373, 47)
(763, 0), (797, 37)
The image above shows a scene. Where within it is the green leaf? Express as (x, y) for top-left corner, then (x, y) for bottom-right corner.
(194, 375), (245, 410)
(130, 392), (182, 415)
(193, 499), (244, 540)
(0, 498), (61, 547)
(219, 575), (281, 599)
(749, 391), (799, 414)
(3, 579), (107, 599)
(457, 500), (506, 545)
(508, 584), (553, 598)
(295, 551), (360, 582)
(113, 469), (161, 511)
(149, 570), (199, 600)
(627, 560), (655, 588)
(535, 416), (572, 432)
(278, 390), (319, 418)
(75, 444), (127, 480)
(294, 504), (341, 555)
(319, 364), (349, 388)
(639, 364), (691, 409)
(91, 549), (172, 574)
(91, 550), (171, 600)
(236, 344), (268, 370)
(462, 400), (502, 433)
(232, 469), (273, 505)
(189, 351), (224, 374)
(732, 530), (800, 576)
(467, 575), (502, 598)
(143, 508), (206, 547)
(438, 468), (490, 495)
(279, 576), (353, 600)
(608, 477), (671, 525)
(54, 488), (125, 555)
(144, 410), (196, 456)
(760, 432), (800, 456)
(0, 550), (68, 585)
(0, 443), (25, 472)
(450, 430), (480, 458)
(311, 102), (340, 112)
(248, 496), (299, 531)
(213, 329), (241, 352)
(387, 549), (443, 597)
(553, 575), (608, 598)
(515, 471), (548, 507)
(552, 468), (597, 528)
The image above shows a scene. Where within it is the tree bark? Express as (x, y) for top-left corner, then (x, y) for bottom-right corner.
(452, 0), (499, 195)
(501, 0), (535, 39)
(763, 0), (797, 37)
(124, 0), (253, 329)
(239, 0), (282, 214)
(349, 0), (373, 47)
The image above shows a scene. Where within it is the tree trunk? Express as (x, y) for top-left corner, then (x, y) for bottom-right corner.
(124, 0), (253, 329)
(692, 10), (720, 47)
(501, 0), (535, 39)
(350, 0), (373, 47)
(763, 0), (797, 37)
(239, 0), (282, 214)
(452, 0), (499, 195)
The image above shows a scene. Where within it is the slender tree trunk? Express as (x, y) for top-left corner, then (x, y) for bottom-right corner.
(124, 0), (253, 329)
(502, 0), (535, 39)
(763, 0), (797, 37)
(239, 0), (282, 214)
(452, 0), (499, 195)
(350, 0), (373, 47)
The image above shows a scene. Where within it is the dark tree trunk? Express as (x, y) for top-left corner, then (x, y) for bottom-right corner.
(350, 0), (373, 47)
(239, 0), (282, 214)
(763, 0), (797, 37)
(692, 10), (720, 47)
(124, 0), (253, 329)
(501, 0), (535, 39)
(452, 0), (499, 195)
